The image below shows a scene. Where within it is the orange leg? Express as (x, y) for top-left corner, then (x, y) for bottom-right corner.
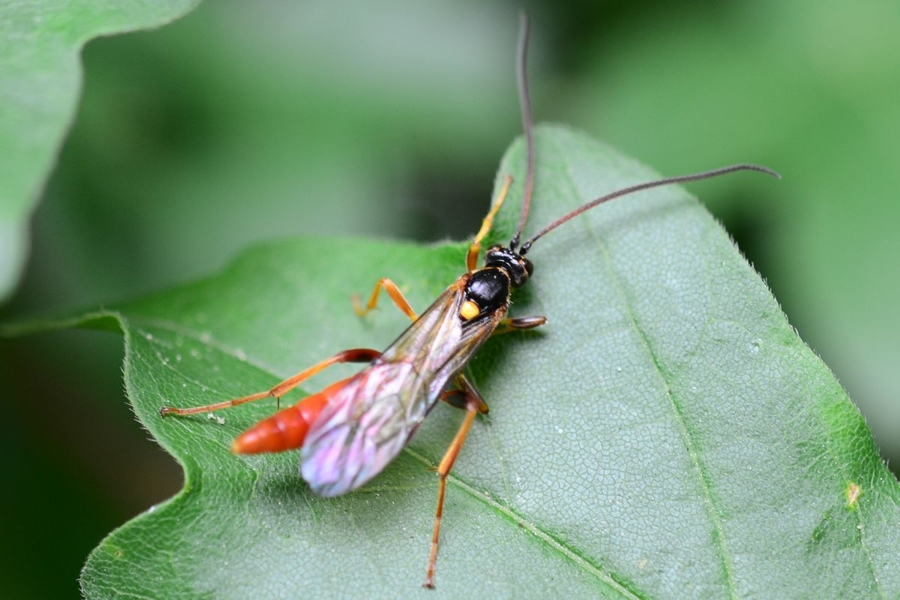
(492, 315), (546, 335)
(423, 394), (482, 589)
(159, 348), (381, 417)
(353, 278), (418, 321)
(466, 175), (513, 271)
(439, 374), (490, 414)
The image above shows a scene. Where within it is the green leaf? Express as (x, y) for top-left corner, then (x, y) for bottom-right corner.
(564, 0), (900, 462)
(0, 0), (200, 302)
(18, 126), (898, 598)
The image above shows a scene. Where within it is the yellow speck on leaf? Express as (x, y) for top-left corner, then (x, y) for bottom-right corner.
(846, 483), (861, 507)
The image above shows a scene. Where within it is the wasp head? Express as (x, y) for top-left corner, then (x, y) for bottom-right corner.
(484, 245), (533, 288)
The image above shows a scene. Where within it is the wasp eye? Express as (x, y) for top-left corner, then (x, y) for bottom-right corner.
(523, 257), (534, 277)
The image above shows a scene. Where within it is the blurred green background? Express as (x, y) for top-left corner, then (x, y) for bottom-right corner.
(1, 0), (898, 597)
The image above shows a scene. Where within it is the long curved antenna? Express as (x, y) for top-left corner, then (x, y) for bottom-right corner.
(509, 12), (535, 252)
(519, 163), (780, 255)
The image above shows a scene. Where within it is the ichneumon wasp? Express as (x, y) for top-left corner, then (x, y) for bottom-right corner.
(159, 14), (779, 588)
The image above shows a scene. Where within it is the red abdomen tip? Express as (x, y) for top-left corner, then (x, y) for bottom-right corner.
(231, 392), (328, 454)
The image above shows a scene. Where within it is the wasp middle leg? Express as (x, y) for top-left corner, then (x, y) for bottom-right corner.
(492, 315), (547, 335)
(423, 388), (484, 589)
(353, 278), (418, 321)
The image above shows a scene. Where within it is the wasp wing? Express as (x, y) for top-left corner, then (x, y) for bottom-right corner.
(301, 277), (504, 497)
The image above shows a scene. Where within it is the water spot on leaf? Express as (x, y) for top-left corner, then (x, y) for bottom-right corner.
(207, 413), (226, 425)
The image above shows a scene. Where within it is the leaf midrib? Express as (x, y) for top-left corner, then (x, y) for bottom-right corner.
(550, 133), (738, 597)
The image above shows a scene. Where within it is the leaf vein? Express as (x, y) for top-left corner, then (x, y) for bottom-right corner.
(403, 448), (644, 599)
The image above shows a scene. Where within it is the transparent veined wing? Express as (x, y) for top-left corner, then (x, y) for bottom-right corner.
(301, 276), (505, 496)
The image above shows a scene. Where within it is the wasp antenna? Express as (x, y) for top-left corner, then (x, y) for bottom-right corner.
(519, 163), (780, 255)
(509, 12), (535, 252)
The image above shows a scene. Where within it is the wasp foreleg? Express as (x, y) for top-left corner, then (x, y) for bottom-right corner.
(466, 174), (513, 271)
(159, 348), (381, 417)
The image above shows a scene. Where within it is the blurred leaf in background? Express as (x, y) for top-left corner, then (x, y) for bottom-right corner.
(1, 0), (897, 597)
(0, 0), (199, 301)
(1, 2), (200, 598)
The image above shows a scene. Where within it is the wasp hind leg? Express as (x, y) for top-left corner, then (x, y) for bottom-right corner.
(159, 348), (381, 417)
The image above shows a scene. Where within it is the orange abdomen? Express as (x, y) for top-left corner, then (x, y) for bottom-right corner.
(230, 377), (350, 454)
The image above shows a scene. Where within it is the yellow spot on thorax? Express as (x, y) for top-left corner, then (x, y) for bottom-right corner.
(460, 300), (480, 321)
